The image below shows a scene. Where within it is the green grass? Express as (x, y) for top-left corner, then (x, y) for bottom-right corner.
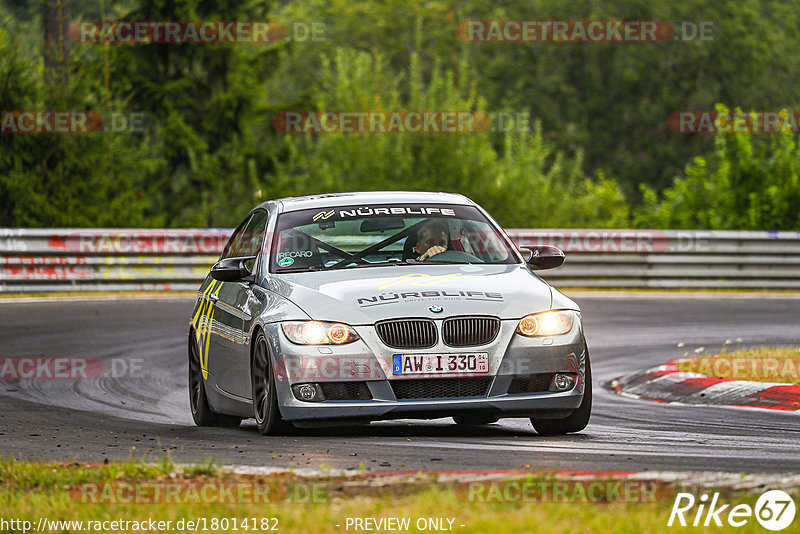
(677, 346), (800, 384)
(0, 457), (175, 490)
(182, 458), (221, 477)
(0, 458), (791, 533)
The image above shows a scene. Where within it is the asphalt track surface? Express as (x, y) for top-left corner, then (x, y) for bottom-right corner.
(1, 295), (799, 473)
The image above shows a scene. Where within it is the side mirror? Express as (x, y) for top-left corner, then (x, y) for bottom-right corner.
(210, 256), (256, 282)
(519, 246), (565, 270)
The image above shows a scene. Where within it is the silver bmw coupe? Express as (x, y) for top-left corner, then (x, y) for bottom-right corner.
(188, 191), (591, 435)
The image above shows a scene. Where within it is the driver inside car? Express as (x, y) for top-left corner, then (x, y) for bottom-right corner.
(415, 219), (450, 261)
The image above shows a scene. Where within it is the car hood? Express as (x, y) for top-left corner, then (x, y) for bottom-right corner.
(265, 264), (569, 325)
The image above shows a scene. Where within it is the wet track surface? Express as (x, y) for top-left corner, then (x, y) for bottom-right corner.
(1, 295), (799, 472)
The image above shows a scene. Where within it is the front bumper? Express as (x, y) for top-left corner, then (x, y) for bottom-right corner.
(264, 316), (587, 422)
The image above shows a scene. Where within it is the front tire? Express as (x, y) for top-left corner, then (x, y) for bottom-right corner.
(531, 351), (592, 435)
(251, 331), (288, 435)
(189, 333), (242, 428)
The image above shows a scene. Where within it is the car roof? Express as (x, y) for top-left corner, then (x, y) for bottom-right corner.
(259, 191), (476, 213)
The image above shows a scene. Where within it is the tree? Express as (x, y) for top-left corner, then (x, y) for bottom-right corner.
(634, 105), (800, 230)
(104, 0), (282, 226)
(0, 35), (156, 227)
(43, 0), (71, 88)
(269, 48), (629, 228)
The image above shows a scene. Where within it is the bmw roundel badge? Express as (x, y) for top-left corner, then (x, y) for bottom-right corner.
(429, 305), (443, 313)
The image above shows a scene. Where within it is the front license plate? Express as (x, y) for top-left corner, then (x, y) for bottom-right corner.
(392, 353), (489, 375)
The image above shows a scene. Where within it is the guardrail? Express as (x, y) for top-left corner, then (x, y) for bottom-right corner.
(1, 228), (799, 292)
(0, 228), (228, 293)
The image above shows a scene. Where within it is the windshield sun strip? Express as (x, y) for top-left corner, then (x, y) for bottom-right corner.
(270, 204), (517, 272)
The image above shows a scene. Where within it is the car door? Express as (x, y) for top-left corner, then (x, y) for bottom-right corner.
(195, 215), (248, 383)
(208, 209), (270, 399)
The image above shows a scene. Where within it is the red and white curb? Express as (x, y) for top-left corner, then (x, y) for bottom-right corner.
(611, 359), (800, 412)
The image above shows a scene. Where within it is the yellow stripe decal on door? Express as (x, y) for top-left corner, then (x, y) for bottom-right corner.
(192, 280), (217, 380)
(201, 283), (223, 380)
(192, 280), (217, 339)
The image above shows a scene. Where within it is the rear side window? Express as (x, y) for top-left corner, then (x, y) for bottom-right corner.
(231, 210), (269, 258)
(221, 211), (269, 272)
(220, 215), (252, 260)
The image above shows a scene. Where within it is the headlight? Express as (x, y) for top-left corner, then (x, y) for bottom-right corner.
(281, 321), (360, 345)
(516, 310), (575, 337)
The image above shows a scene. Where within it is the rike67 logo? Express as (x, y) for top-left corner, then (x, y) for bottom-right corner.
(668, 490), (796, 530)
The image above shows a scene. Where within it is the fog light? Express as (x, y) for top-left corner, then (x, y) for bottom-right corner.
(551, 373), (575, 392)
(294, 383), (319, 401)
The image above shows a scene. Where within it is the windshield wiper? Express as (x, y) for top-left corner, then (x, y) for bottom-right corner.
(404, 259), (469, 265)
(276, 262), (406, 273)
(277, 259), (463, 273)
(325, 261), (415, 271)
(274, 265), (326, 273)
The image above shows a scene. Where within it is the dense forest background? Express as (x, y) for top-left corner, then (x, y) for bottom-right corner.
(1, 0), (799, 229)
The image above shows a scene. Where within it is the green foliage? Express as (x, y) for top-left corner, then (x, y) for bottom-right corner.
(0, 0), (282, 228)
(1, 0), (800, 230)
(273, 0), (800, 230)
(0, 35), (156, 227)
(276, 0), (800, 194)
(269, 48), (629, 228)
(107, 0), (282, 226)
(634, 105), (800, 230)
(472, 0), (800, 194)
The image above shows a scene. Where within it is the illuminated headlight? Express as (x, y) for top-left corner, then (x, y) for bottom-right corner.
(281, 321), (360, 345)
(516, 310), (575, 337)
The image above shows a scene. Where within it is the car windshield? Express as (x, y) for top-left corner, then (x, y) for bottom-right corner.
(270, 203), (518, 273)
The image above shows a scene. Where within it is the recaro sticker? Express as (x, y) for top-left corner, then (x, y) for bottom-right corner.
(278, 251), (313, 258)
